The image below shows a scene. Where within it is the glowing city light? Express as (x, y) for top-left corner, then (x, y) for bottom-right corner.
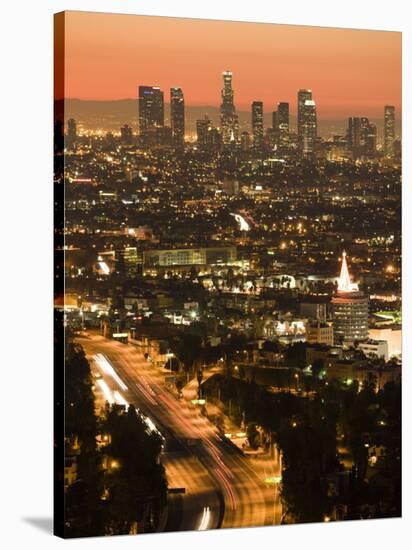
(230, 213), (250, 231)
(198, 507), (211, 531)
(337, 251), (359, 292)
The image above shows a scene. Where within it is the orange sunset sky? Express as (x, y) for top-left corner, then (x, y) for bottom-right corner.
(60, 11), (402, 119)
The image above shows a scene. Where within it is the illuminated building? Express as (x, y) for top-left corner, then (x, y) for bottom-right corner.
(365, 123), (377, 156)
(297, 89), (312, 151)
(143, 246), (237, 270)
(301, 99), (317, 154)
(358, 339), (389, 361)
(222, 179), (239, 195)
(197, 115), (212, 147)
(220, 71), (239, 145)
(348, 117), (361, 152)
(252, 101), (264, 147)
(369, 327), (401, 358)
(116, 247), (143, 278)
(170, 87), (185, 148)
(240, 131), (251, 151)
(384, 105), (395, 157)
(306, 321), (334, 346)
(277, 102), (289, 147)
(266, 127), (278, 149)
(332, 251), (369, 344)
(66, 118), (77, 150)
(138, 86), (164, 144)
(196, 115), (220, 151)
(120, 124), (133, 145)
(348, 117), (376, 157)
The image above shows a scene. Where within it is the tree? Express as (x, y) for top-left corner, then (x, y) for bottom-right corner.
(102, 404), (167, 534)
(246, 422), (260, 450)
(285, 342), (306, 369)
(312, 358), (325, 378)
(169, 333), (202, 374)
(64, 343), (103, 537)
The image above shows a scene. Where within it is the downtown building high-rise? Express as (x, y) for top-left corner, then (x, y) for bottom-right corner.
(297, 89), (312, 151)
(170, 87), (185, 149)
(220, 71), (239, 145)
(138, 86), (164, 131)
(196, 115), (221, 151)
(348, 117), (377, 158)
(251, 101), (264, 148)
(297, 89), (317, 155)
(384, 105), (395, 157)
(276, 102), (289, 148)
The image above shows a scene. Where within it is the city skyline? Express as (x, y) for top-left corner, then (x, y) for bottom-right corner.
(55, 11), (401, 538)
(60, 12), (401, 119)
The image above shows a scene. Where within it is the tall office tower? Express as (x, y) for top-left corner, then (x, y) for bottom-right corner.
(66, 118), (77, 150)
(348, 117), (376, 157)
(251, 101), (264, 147)
(277, 102), (290, 147)
(365, 123), (377, 156)
(272, 110), (278, 129)
(301, 99), (317, 155)
(120, 124), (133, 145)
(240, 131), (251, 151)
(138, 86), (164, 132)
(196, 115), (214, 149)
(348, 117), (361, 151)
(331, 251), (369, 345)
(384, 105), (395, 157)
(170, 87), (185, 149)
(297, 89), (312, 150)
(220, 71), (239, 145)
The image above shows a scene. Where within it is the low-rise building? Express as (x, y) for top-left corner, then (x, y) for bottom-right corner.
(358, 339), (389, 361)
(306, 321), (334, 346)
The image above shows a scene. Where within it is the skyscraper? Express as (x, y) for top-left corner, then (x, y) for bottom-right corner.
(138, 86), (164, 133)
(240, 131), (251, 151)
(301, 99), (317, 155)
(365, 123), (377, 157)
(348, 117), (361, 152)
(332, 251), (369, 344)
(251, 101), (264, 147)
(170, 87), (185, 149)
(277, 102), (289, 147)
(297, 89), (312, 150)
(348, 117), (376, 158)
(384, 105), (395, 157)
(196, 115), (216, 150)
(220, 71), (239, 145)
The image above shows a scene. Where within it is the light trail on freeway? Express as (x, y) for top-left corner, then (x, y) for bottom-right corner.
(78, 332), (282, 532)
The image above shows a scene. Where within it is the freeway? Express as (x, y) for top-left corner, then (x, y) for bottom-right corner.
(77, 332), (282, 532)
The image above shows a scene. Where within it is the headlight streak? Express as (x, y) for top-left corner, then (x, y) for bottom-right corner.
(198, 506), (211, 531)
(96, 379), (115, 404)
(215, 468), (237, 511)
(94, 353), (128, 391)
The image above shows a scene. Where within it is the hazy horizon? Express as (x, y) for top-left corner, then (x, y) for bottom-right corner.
(58, 12), (401, 119)
(62, 98), (401, 139)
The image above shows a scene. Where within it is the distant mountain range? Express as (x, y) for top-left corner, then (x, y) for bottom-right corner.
(63, 98), (392, 140)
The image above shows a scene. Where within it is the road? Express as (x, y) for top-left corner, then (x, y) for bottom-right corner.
(77, 332), (282, 532)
